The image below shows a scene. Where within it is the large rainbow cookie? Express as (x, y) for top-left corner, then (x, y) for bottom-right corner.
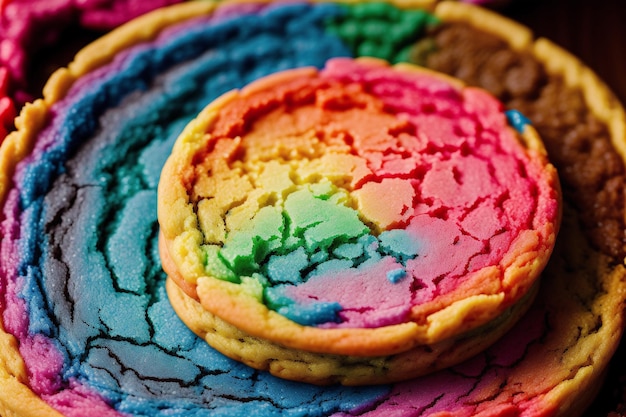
(158, 57), (560, 384)
(0, 1), (624, 416)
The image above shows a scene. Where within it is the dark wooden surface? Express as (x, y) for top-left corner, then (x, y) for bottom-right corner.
(503, 0), (626, 104)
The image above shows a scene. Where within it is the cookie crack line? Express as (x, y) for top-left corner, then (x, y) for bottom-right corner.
(157, 56), (560, 389)
(3, 0), (617, 414)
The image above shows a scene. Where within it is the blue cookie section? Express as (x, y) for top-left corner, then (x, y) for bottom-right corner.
(15, 3), (390, 416)
(505, 109), (532, 134)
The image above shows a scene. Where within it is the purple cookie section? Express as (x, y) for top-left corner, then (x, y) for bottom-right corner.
(0, 3), (391, 416)
(0, 1), (618, 417)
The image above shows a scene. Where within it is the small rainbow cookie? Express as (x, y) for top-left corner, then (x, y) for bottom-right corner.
(0, 0), (624, 416)
(158, 57), (561, 384)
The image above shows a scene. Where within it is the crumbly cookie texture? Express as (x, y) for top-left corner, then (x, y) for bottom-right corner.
(166, 276), (539, 385)
(158, 57), (559, 359)
(429, 2), (626, 261)
(0, 0), (623, 416)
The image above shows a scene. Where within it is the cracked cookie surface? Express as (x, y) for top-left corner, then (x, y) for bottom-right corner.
(0, 1), (623, 416)
(158, 57), (560, 380)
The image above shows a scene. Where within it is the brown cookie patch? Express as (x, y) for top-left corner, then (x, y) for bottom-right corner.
(423, 21), (625, 261)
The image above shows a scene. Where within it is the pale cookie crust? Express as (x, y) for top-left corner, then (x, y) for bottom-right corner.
(431, 1), (626, 415)
(0, 0), (623, 415)
(0, 3), (217, 416)
(158, 58), (559, 362)
(165, 256), (540, 385)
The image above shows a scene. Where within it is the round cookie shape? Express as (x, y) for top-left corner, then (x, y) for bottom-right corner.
(0, 0), (624, 416)
(158, 57), (561, 361)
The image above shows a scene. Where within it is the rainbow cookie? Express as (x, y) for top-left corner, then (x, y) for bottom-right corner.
(158, 57), (560, 384)
(0, 1), (624, 416)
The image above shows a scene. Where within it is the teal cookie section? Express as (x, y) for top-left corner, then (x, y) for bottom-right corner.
(1, 2), (461, 416)
(208, 183), (421, 326)
(8, 3), (396, 416)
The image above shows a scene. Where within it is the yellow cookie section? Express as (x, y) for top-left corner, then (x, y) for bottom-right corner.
(0, 0), (621, 414)
(158, 57), (560, 363)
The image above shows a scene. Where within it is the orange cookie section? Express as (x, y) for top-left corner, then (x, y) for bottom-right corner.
(158, 58), (560, 355)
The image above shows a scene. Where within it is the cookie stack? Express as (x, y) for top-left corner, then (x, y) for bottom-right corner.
(158, 55), (561, 385)
(0, 1), (623, 416)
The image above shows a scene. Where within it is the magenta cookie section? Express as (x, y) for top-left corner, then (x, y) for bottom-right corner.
(0, 2), (563, 417)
